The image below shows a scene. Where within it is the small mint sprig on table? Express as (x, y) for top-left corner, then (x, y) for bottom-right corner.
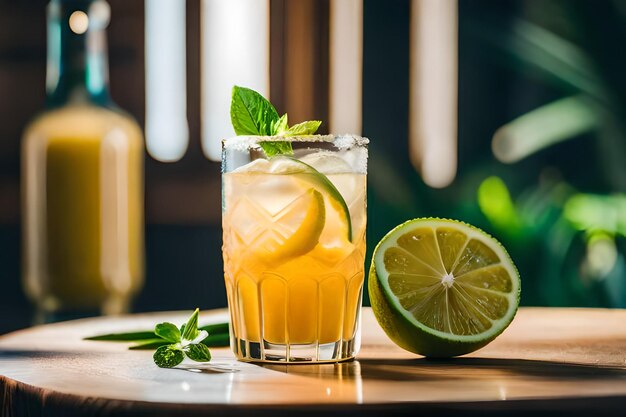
(230, 85), (322, 157)
(84, 309), (228, 366)
(84, 321), (229, 349)
(152, 308), (212, 368)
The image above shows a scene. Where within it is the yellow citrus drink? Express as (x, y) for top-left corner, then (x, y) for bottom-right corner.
(222, 136), (367, 362)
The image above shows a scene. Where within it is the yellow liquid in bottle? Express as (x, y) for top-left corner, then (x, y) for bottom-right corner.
(22, 104), (144, 317)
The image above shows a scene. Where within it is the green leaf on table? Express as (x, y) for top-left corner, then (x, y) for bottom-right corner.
(283, 120), (322, 136)
(230, 85), (279, 136)
(153, 345), (184, 368)
(84, 322), (229, 344)
(83, 309), (226, 368)
(84, 331), (156, 341)
(155, 322), (181, 343)
(129, 339), (170, 350)
(199, 322), (229, 335)
(181, 308), (200, 341)
(200, 332), (231, 347)
(185, 344), (212, 362)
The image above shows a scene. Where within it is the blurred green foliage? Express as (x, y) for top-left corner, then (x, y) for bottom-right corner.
(365, 0), (626, 308)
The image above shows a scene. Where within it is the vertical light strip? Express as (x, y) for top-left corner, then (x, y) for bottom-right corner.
(201, 0), (270, 161)
(329, 0), (363, 134)
(409, 0), (458, 188)
(145, 0), (189, 162)
(100, 129), (131, 296)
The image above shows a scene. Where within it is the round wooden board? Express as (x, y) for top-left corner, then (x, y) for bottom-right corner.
(1, 307), (626, 416)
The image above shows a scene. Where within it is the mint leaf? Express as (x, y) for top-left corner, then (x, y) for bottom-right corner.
(154, 322), (181, 343)
(231, 85), (278, 136)
(284, 120), (322, 136)
(153, 345), (184, 368)
(181, 308), (199, 341)
(262, 113), (292, 157)
(259, 119), (321, 155)
(185, 344), (212, 362)
(229, 85), (323, 158)
(259, 141), (293, 157)
(272, 113), (289, 135)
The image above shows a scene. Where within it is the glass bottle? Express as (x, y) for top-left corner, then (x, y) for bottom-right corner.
(22, 0), (144, 322)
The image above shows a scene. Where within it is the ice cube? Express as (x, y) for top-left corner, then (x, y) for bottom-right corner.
(233, 156), (306, 175)
(299, 152), (353, 174)
(232, 158), (271, 173)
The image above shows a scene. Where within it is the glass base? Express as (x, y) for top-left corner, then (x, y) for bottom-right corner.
(231, 336), (360, 363)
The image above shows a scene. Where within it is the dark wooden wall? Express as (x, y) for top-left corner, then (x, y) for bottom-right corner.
(270, 0), (329, 126)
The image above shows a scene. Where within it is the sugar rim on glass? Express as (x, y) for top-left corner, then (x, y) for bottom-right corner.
(222, 134), (369, 152)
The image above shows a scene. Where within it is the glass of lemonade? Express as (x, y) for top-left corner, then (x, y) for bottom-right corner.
(222, 135), (368, 363)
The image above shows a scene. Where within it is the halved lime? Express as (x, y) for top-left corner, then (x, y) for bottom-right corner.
(369, 218), (520, 357)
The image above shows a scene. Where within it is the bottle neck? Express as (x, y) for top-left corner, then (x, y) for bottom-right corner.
(46, 0), (112, 108)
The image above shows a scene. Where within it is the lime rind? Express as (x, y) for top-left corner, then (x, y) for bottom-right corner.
(284, 156), (352, 242)
(230, 155), (353, 242)
(369, 218), (520, 357)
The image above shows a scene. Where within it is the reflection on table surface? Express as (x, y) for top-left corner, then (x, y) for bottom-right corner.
(1, 307), (626, 407)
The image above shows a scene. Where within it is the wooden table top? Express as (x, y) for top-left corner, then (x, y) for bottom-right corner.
(1, 307), (626, 416)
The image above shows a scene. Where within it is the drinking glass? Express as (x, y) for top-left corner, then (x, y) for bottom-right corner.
(222, 135), (368, 363)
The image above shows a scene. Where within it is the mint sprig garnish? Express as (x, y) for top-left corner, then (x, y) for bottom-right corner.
(181, 307), (200, 341)
(154, 322), (181, 343)
(151, 308), (212, 368)
(282, 120), (322, 136)
(230, 86), (279, 137)
(84, 311), (228, 364)
(230, 85), (321, 157)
